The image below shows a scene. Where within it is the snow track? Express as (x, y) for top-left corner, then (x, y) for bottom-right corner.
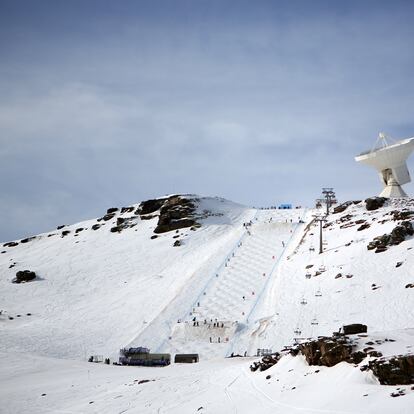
(159, 209), (307, 358)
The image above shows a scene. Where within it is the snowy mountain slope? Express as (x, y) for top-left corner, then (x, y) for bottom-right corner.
(1, 195), (414, 414)
(232, 198), (414, 357)
(1, 344), (414, 414)
(0, 196), (256, 359)
(133, 208), (310, 359)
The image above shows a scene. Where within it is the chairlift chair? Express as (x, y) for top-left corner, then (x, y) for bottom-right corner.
(300, 298), (307, 305)
(309, 246), (315, 252)
(319, 265), (326, 272)
(311, 318), (319, 326)
(305, 272), (312, 279)
(294, 328), (302, 335)
(315, 290), (322, 297)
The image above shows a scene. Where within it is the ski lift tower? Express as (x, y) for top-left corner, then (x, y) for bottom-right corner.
(355, 133), (414, 198)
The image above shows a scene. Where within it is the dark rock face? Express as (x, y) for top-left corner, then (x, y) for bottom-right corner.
(75, 228), (84, 233)
(333, 200), (361, 214)
(368, 355), (414, 385)
(121, 206), (135, 214)
(391, 210), (414, 221)
(137, 198), (167, 215)
(367, 221), (413, 252)
(357, 223), (370, 231)
(140, 214), (156, 221)
(91, 224), (101, 230)
(20, 236), (36, 243)
(250, 353), (281, 372)
(3, 241), (18, 247)
(300, 338), (352, 367)
(299, 335), (366, 367)
(107, 207), (119, 214)
(57, 225), (66, 230)
(173, 240), (182, 247)
(102, 213), (116, 222)
(365, 197), (387, 211)
(154, 196), (198, 234)
(155, 218), (196, 234)
(13, 270), (36, 283)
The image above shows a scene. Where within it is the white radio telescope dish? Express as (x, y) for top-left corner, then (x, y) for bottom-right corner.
(355, 133), (414, 198)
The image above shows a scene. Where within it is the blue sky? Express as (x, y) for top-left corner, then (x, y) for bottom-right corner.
(1, 0), (414, 241)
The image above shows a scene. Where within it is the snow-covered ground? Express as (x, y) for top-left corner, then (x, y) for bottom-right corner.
(1, 195), (413, 413)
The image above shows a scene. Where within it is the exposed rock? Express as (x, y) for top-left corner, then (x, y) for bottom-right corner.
(368, 355), (414, 385)
(13, 270), (37, 284)
(141, 214), (156, 220)
(121, 206), (135, 214)
(154, 196), (198, 234)
(75, 228), (84, 233)
(391, 210), (414, 221)
(333, 201), (361, 214)
(341, 324), (367, 335)
(365, 197), (387, 211)
(107, 207), (119, 214)
(102, 213), (116, 222)
(155, 219), (196, 234)
(367, 221), (413, 252)
(250, 353), (282, 372)
(357, 223), (370, 231)
(3, 241), (18, 247)
(173, 240), (182, 247)
(335, 273), (342, 279)
(61, 230), (70, 237)
(91, 224), (101, 230)
(396, 262), (403, 268)
(110, 226), (122, 233)
(137, 198), (167, 215)
(57, 225), (66, 230)
(150, 235), (158, 240)
(405, 283), (414, 289)
(299, 336), (363, 367)
(20, 236), (36, 243)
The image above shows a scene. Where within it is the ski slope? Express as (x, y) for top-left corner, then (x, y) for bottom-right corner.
(1, 194), (414, 413)
(131, 208), (309, 359)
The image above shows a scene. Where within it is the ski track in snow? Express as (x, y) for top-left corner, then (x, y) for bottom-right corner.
(1, 195), (414, 413)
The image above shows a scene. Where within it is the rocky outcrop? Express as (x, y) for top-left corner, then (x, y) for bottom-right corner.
(367, 221), (414, 252)
(299, 336), (364, 367)
(153, 196), (198, 234)
(391, 210), (414, 221)
(137, 198), (167, 216)
(365, 197), (387, 211)
(13, 270), (37, 283)
(120, 206), (135, 214)
(333, 200), (361, 214)
(250, 353), (282, 372)
(367, 355), (414, 385)
(3, 241), (18, 248)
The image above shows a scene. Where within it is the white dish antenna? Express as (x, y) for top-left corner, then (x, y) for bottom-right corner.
(355, 133), (414, 198)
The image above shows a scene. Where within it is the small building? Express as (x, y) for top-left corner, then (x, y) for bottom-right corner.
(278, 204), (292, 209)
(340, 324), (367, 335)
(119, 347), (170, 366)
(174, 354), (199, 363)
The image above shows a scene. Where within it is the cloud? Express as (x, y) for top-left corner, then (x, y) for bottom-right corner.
(1, 1), (414, 240)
